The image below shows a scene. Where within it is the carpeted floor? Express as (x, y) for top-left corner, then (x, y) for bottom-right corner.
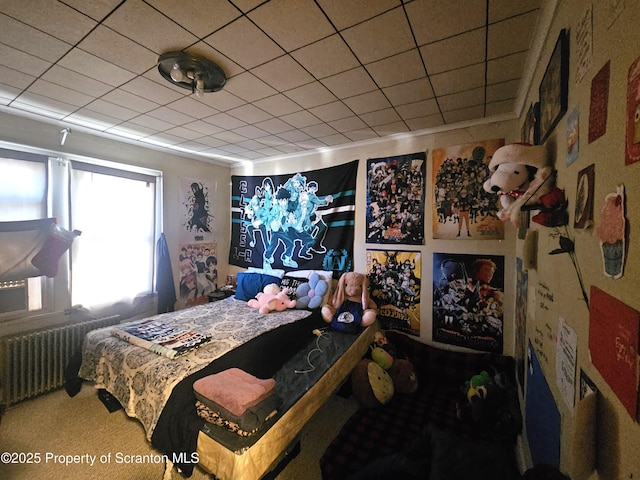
(0, 384), (359, 480)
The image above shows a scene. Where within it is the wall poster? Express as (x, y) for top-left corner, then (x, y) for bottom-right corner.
(432, 252), (505, 353)
(365, 152), (426, 245)
(432, 139), (505, 240)
(178, 177), (218, 307)
(366, 249), (421, 336)
(515, 257), (528, 392)
(229, 161), (357, 276)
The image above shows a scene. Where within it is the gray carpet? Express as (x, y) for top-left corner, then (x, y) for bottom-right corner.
(0, 385), (358, 480)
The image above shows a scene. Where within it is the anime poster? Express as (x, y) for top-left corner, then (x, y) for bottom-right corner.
(515, 257), (528, 393)
(626, 55), (640, 165)
(432, 139), (505, 240)
(178, 242), (218, 307)
(230, 161), (357, 276)
(366, 250), (421, 336)
(365, 152), (426, 244)
(432, 252), (505, 353)
(180, 177), (216, 242)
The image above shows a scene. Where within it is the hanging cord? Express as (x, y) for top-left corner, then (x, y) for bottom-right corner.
(294, 328), (331, 374)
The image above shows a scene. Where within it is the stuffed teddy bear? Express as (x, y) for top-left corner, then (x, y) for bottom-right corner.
(247, 284), (296, 314)
(321, 271), (377, 333)
(483, 143), (553, 226)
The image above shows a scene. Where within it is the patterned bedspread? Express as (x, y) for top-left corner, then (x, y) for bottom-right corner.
(78, 297), (311, 439)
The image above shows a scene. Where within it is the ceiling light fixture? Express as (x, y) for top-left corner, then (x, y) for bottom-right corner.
(157, 51), (226, 97)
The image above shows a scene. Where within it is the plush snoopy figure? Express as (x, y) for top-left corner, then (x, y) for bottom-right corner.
(483, 143), (553, 226)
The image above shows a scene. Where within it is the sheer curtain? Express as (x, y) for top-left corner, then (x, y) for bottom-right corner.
(70, 162), (157, 309)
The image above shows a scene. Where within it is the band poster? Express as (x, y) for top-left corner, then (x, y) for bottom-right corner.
(432, 252), (505, 353)
(365, 152), (426, 245)
(230, 161), (357, 276)
(432, 139), (505, 240)
(366, 249), (421, 336)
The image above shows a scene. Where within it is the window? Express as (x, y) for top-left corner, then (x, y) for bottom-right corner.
(0, 149), (47, 316)
(70, 161), (158, 309)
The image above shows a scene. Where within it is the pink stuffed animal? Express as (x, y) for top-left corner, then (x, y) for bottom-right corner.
(247, 285), (296, 314)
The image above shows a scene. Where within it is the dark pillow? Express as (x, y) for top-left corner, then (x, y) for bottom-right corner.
(235, 273), (281, 301)
(279, 275), (308, 298)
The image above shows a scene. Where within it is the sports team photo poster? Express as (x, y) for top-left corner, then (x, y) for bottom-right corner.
(366, 249), (421, 336)
(432, 252), (505, 353)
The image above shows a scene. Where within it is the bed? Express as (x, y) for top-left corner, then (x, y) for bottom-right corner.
(78, 294), (376, 479)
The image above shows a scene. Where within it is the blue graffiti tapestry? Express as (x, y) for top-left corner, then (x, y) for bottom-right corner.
(366, 152), (426, 244)
(230, 160), (358, 276)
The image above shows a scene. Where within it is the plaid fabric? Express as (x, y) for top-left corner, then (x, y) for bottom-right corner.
(320, 330), (519, 480)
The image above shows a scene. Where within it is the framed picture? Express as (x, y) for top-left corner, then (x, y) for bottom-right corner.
(521, 102), (540, 145)
(539, 29), (569, 144)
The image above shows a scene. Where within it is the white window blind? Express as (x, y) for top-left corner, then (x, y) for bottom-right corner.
(70, 161), (157, 309)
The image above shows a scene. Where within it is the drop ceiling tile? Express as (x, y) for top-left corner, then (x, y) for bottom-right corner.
(249, 0), (335, 52)
(120, 76), (183, 105)
(438, 87), (485, 113)
(203, 112), (247, 130)
(405, 114), (444, 130)
(443, 105), (485, 124)
(223, 71), (278, 103)
(421, 29), (485, 75)
(488, 0), (541, 23)
(168, 96), (220, 120)
(147, 106), (196, 125)
(343, 90), (391, 115)
(0, 66), (34, 90)
(429, 63), (486, 96)
(277, 129), (313, 143)
(204, 17), (284, 70)
(360, 108), (401, 127)
(318, 0), (400, 31)
(328, 115), (368, 132)
(284, 82), (337, 109)
(486, 79), (519, 102)
(344, 127), (378, 142)
(77, 26), (157, 75)
(232, 125), (270, 139)
(280, 110), (321, 129)
(1, 0), (97, 45)
(197, 90), (246, 113)
(319, 133), (351, 146)
(0, 14), (71, 62)
(61, 0), (122, 22)
(395, 99), (440, 120)
(195, 136), (228, 148)
(488, 11), (538, 60)
(254, 94), (302, 117)
(104, 0), (197, 54)
(232, 0), (264, 14)
(65, 108), (121, 130)
(487, 51), (526, 84)
(255, 118), (294, 135)
(106, 123), (155, 140)
(372, 121), (409, 136)
(42, 66), (114, 97)
(308, 101), (354, 122)
(181, 120), (224, 136)
(184, 42), (244, 79)
(406, 0), (486, 45)
(251, 56), (315, 92)
(365, 49), (426, 88)
(255, 135), (288, 146)
(227, 103), (273, 124)
(0, 44), (51, 78)
(383, 78), (433, 106)
(142, 132), (184, 145)
(11, 93), (74, 119)
(58, 49), (137, 87)
(256, 146), (284, 157)
(212, 130), (249, 143)
(301, 122), (338, 138)
(85, 98), (140, 121)
(146, 0), (241, 38)
(174, 140), (212, 151)
(0, 86), (22, 104)
(128, 113), (176, 131)
(235, 139), (268, 150)
(341, 7), (415, 64)
(164, 126), (205, 141)
(27, 79), (94, 107)
(297, 138), (327, 149)
(321, 67), (377, 99)
(102, 89), (159, 113)
(486, 99), (513, 116)
(290, 34), (360, 80)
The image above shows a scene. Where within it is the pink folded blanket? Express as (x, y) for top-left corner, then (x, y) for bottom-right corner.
(193, 368), (276, 417)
